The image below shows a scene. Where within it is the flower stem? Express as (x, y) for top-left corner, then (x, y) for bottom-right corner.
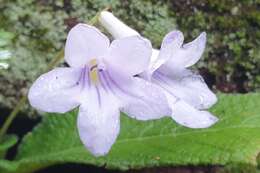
(0, 50), (63, 141)
(0, 7), (109, 142)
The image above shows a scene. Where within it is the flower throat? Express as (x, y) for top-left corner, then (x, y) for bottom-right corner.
(89, 59), (100, 85)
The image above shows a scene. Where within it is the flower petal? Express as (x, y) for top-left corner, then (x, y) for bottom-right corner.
(65, 24), (110, 68)
(150, 31), (184, 73)
(28, 67), (82, 113)
(165, 32), (206, 68)
(170, 99), (218, 128)
(101, 70), (171, 120)
(77, 85), (120, 156)
(153, 70), (217, 128)
(154, 68), (217, 109)
(121, 78), (172, 120)
(149, 49), (160, 70)
(105, 36), (152, 76)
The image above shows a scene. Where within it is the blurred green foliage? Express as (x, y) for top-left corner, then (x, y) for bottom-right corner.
(0, 30), (13, 70)
(0, 0), (259, 115)
(170, 0), (260, 93)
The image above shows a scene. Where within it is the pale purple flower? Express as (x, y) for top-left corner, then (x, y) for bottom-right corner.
(99, 11), (218, 128)
(28, 24), (171, 156)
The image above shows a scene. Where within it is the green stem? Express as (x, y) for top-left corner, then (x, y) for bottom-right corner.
(0, 96), (27, 141)
(0, 8), (108, 142)
(0, 51), (64, 141)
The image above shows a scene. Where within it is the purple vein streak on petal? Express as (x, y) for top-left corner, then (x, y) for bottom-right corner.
(105, 71), (139, 99)
(95, 85), (102, 108)
(99, 71), (109, 93)
(157, 70), (204, 84)
(100, 71), (118, 96)
(84, 66), (90, 89)
(104, 71), (160, 114)
(153, 72), (180, 103)
(78, 68), (86, 89)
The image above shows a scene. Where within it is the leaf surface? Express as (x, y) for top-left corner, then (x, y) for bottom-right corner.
(0, 135), (18, 159)
(0, 94), (260, 173)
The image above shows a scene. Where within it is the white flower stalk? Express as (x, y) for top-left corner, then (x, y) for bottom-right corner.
(28, 24), (171, 156)
(99, 11), (140, 39)
(99, 11), (218, 128)
(99, 11), (159, 68)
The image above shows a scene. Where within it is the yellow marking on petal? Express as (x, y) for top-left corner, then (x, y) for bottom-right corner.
(89, 59), (99, 85)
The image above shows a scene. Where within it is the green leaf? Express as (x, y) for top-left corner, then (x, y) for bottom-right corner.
(0, 50), (12, 60)
(0, 135), (18, 159)
(0, 30), (13, 70)
(0, 30), (14, 47)
(1, 94), (260, 173)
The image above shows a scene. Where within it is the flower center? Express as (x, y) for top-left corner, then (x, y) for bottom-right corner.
(89, 59), (99, 85)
